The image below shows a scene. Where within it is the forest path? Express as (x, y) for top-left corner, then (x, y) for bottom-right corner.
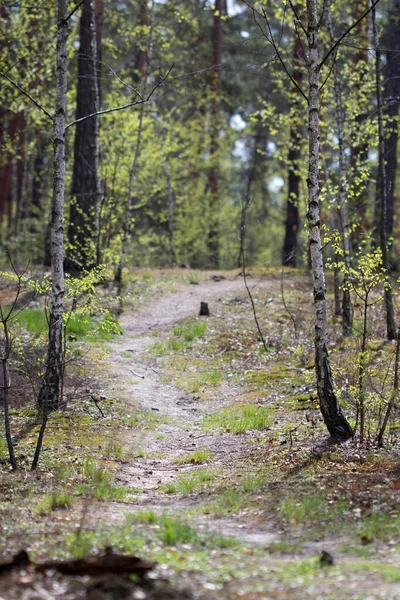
(102, 274), (278, 545)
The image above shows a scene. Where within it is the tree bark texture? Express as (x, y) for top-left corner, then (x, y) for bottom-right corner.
(349, 0), (369, 244)
(327, 4), (352, 336)
(372, 3), (396, 341)
(207, 0), (222, 266)
(306, 0), (353, 440)
(382, 0), (400, 240)
(67, 0), (100, 271)
(38, 0), (68, 409)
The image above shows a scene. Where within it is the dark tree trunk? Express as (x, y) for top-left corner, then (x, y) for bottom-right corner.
(382, 0), (400, 244)
(206, 0), (222, 267)
(282, 36), (302, 267)
(133, 0), (148, 83)
(372, 4), (396, 341)
(66, 0), (100, 271)
(349, 0), (369, 245)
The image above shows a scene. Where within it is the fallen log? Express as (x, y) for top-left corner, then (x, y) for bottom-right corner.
(0, 548), (155, 579)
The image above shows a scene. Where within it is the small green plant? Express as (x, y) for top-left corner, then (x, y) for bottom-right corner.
(78, 459), (129, 501)
(187, 369), (225, 392)
(161, 468), (216, 495)
(174, 449), (211, 465)
(153, 342), (167, 356)
(241, 472), (266, 492)
(279, 491), (348, 526)
(122, 410), (163, 429)
(202, 403), (273, 434)
(203, 488), (244, 516)
(173, 321), (207, 342)
(35, 491), (73, 515)
(167, 339), (186, 352)
(267, 540), (301, 554)
(0, 437), (8, 460)
(358, 510), (400, 542)
(104, 443), (124, 460)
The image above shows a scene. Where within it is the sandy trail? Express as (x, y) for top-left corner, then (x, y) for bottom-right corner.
(102, 275), (277, 545)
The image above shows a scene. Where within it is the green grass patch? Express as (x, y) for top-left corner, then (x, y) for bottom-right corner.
(173, 321), (207, 342)
(174, 449), (211, 465)
(202, 403), (273, 434)
(161, 468), (216, 495)
(77, 459), (131, 501)
(122, 410), (164, 429)
(15, 308), (121, 342)
(267, 540), (301, 554)
(358, 510), (400, 542)
(35, 491), (73, 515)
(0, 437), (8, 461)
(66, 511), (237, 561)
(279, 491), (348, 527)
(153, 342), (167, 356)
(202, 488), (244, 516)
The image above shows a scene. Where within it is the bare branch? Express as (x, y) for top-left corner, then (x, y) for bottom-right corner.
(60, 0), (87, 25)
(319, 47), (338, 91)
(65, 65), (173, 130)
(288, 0), (308, 37)
(319, 0), (383, 69)
(241, 1), (308, 102)
(261, 7), (308, 102)
(0, 71), (53, 122)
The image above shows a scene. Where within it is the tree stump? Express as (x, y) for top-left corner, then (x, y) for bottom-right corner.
(199, 302), (209, 316)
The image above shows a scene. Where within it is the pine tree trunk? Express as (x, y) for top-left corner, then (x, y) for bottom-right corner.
(382, 0), (400, 245)
(37, 0), (68, 409)
(66, 0), (100, 271)
(282, 36), (302, 267)
(372, 3), (396, 341)
(306, 0), (353, 440)
(207, 0), (222, 267)
(349, 0), (369, 246)
(327, 4), (352, 336)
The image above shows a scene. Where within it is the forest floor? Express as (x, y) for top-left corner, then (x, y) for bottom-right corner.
(1, 268), (400, 599)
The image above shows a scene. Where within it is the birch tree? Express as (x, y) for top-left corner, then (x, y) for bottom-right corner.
(37, 0), (68, 409)
(305, 0), (353, 439)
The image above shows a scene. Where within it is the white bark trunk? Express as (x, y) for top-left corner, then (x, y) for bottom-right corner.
(38, 0), (68, 408)
(306, 0), (352, 439)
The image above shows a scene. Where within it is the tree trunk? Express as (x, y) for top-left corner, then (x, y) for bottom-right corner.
(382, 0), (400, 246)
(306, 0), (353, 440)
(282, 36), (302, 267)
(66, 0), (100, 271)
(206, 0), (222, 267)
(37, 0), (68, 409)
(327, 4), (352, 336)
(372, 2), (396, 341)
(349, 0), (369, 245)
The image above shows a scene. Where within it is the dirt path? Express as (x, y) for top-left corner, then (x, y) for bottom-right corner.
(103, 276), (277, 544)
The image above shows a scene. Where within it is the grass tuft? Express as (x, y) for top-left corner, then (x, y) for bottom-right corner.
(35, 491), (73, 515)
(161, 468), (216, 495)
(174, 449), (211, 465)
(173, 321), (207, 342)
(202, 403), (273, 434)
